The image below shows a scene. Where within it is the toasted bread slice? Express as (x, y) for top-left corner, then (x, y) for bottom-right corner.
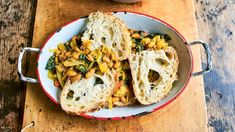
(82, 11), (132, 60)
(128, 46), (179, 105)
(60, 71), (115, 114)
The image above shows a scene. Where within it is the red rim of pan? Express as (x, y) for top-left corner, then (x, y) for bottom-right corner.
(36, 11), (194, 120)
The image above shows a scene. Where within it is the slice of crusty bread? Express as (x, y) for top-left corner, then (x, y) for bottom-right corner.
(60, 71), (115, 114)
(82, 11), (132, 61)
(128, 46), (179, 105)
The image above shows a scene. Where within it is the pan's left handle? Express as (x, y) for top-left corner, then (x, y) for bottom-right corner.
(18, 47), (40, 83)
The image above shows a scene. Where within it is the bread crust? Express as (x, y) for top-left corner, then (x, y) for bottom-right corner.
(107, 12), (132, 60)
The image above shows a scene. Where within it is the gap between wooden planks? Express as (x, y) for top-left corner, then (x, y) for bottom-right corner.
(22, 0), (207, 131)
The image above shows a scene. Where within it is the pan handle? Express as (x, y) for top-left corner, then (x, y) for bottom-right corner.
(189, 40), (212, 76)
(18, 47), (40, 83)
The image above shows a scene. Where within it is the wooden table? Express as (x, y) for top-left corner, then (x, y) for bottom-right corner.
(0, 0), (234, 131)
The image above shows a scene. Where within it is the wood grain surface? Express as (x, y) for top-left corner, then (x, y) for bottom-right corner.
(0, 0), (36, 131)
(22, 0), (206, 131)
(195, 0), (235, 131)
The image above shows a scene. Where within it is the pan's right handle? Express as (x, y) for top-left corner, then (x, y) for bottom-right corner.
(18, 47), (40, 83)
(189, 40), (212, 76)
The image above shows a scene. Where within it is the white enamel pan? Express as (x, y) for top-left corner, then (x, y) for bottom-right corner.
(18, 11), (212, 120)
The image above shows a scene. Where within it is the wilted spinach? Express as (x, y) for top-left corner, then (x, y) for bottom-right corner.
(146, 33), (171, 41)
(76, 65), (87, 74)
(133, 38), (144, 52)
(45, 56), (55, 71)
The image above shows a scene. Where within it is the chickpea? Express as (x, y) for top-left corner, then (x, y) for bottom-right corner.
(87, 54), (94, 61)
(55, 56), (59, 64)
(101, 47), (108, 54)
(102, 56), (111, 63)
(61, 50), (66, 54)
(114, 61), (121, 69)
(80, 45), (86, 51)
(108, 61), (113, 68)
(66, 69), (77, 77)
(112, 97), (120, 102)
(65, 51), (71, 57)
(110, 53), (116, 61)
(60, 52), (64, 56)
(152, 45), (157, 50)
(141, 38), (151, 45)
(85, 68), (95, 78)
(147, 42), (155, 48)
(131, 33), (141, 38)
(106, 51), (111, 56)
(120, 97), (127, 103)
(59, 54), (67, 61)
(87, 45), (92, 51)
(55, 50), (61, 56)
(72, 52), (79, 60)
(83, 49), (90, 54)
(70, 74), (82, 82)
(74, 47), (80, 52)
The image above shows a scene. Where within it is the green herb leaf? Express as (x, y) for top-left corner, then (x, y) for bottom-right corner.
(162, 34), (171, 41)
(153, 33), (171, 41)
(45, 56), (55, 71)
(65, 42), (71, 51)
(79, 54), (90, 63)
(135, 41), (144, 52)
(76, 65), (87, 74)
(79, 54), (86, 61)
(76, 34), (82, 47)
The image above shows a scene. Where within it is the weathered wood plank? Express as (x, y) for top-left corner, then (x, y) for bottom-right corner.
(0, 0), (37, 131)
(195, 0), (235, 131)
